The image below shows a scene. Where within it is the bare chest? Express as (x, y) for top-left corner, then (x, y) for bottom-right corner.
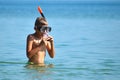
(32, 39), (47, 50)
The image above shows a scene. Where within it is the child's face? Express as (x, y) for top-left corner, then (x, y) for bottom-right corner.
(36, 24), (51, 34)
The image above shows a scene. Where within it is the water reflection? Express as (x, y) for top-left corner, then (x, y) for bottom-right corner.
(24, 63), (54, 80)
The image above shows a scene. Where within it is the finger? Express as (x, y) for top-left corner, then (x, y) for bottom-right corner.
(47, 38), (54, 42)
(46, 37), (52, 40)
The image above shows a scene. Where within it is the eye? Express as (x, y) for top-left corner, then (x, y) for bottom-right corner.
(37, 26), (42, 30)
(47, 27), (51, 32)
(41, 27), (44, 31)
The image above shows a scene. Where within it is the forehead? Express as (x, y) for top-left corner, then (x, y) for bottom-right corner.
(42, 24), (48, 27)
(37, 24), (48, 28)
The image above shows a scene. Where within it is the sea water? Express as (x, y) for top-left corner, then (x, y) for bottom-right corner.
(0, 0), (120, 80)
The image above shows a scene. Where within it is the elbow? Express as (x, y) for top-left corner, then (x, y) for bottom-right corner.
(50, 53), (55, 58)
(48, 49), (55, 58)
(50, 55), (54, 58)
(26, 54), (30, 59)
(27, 55), (30, 59)
(26, 52), (31, 59)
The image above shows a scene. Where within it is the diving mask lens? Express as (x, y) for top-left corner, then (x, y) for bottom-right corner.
(37, 27), (51, 32)
(40, 27), (51, 32)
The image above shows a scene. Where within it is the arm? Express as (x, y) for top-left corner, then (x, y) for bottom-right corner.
(46, 37), (55, 58)
(26, 35), (40, 59)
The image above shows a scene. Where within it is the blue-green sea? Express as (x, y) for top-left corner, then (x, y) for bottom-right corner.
(0, 0), (120, 80)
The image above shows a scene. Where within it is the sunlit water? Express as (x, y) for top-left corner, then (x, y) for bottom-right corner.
(0, 1), (120, 80)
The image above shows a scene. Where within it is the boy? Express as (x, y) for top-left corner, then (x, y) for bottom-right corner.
(26, 17), (55, 64)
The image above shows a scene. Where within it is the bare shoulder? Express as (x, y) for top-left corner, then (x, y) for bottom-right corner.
(27, 34), (35, 41)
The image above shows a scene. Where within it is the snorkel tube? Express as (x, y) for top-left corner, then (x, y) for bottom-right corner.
(37, 6), (50, 38)
(38, 6), (45, 19)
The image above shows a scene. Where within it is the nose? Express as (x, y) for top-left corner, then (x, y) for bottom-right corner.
(44, 30), (47, 33)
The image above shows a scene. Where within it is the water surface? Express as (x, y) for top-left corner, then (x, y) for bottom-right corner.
(0, 1), (120, 80)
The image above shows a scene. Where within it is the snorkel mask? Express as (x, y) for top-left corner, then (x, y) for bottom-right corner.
(37, 26), (51, 33)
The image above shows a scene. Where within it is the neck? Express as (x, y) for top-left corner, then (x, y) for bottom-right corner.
(34, 32), (43, 38)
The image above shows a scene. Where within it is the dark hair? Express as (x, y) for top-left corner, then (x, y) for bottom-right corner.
(35, 17), (47, 27)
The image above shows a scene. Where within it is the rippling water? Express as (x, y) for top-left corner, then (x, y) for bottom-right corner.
(0, 1), (120, 80)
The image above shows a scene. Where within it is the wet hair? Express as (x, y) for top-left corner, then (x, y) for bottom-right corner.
(35, 17), (47, 27)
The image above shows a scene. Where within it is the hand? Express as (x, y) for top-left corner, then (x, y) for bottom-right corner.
(46, 35), (54, 42)
(42, 34), (54, 43)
